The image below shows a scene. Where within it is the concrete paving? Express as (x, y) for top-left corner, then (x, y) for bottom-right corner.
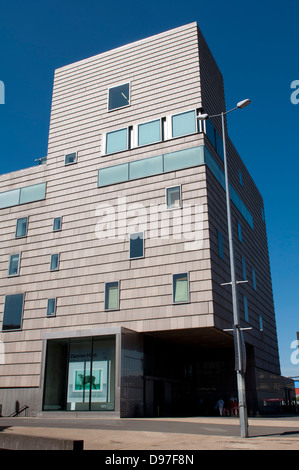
(0, 415), (299, 450)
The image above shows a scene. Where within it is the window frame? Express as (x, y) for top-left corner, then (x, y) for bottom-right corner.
(15, 217), (28, 238)
(2, 293), (25, 331)
(47, 298), (57, 317)
(137, 118), (162, 147)
(53, 217), (62, 232)
(166, 185), (182, 210)
(171, 109), (197, 138)
(64, 152), (77, 166)
(104, 281), (120, 311)
(50, 253), (60, 272)
(105, 127), (129, 155)
(173, 272), (190, 304)
(8, 253), (21, 277)
(129, 232), (144, 260)
(107, 82), (130, 112)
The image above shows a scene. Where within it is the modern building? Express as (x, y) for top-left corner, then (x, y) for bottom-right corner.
(0, 22), (294, 417)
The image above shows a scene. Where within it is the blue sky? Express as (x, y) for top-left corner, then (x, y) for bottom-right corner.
(0, 0), (298, 378)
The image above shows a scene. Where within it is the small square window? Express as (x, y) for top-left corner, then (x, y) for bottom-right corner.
(65, 152), (77, 165)
(173, 273), (189, 303)
(53, 217), (62, 232)
(50, 254), (59, 271)
(129, 232), (144, 259)
(15, 217), (28, 238)
(2, 293), (24, 331)
(108, 83), (130, 111)
(47, 298), (57, 317)
(8, 253), (21, 276)
(166, 186), (181, 209)
(105, 282), (119, 310)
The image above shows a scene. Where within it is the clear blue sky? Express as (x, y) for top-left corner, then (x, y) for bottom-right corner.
(0, 0), (298, 378)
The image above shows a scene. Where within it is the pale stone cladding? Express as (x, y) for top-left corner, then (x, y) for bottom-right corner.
(0, 22), (286, 416)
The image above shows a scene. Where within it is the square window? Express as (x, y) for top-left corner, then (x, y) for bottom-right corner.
(65, 152), (77, 165)
(50, 254), (59, 271)
(172, 110), (196, 138)
(173, 273), (189, 303)
(8, 253), (21, 276)
(47, 298), (57, 317)
(105, 282), (119, 310)
(166, 186), (181, 209)
(129, 232), (144, 259)
(108, 83), (130, 111)
(138, 119), (161, 146)
(106, 128), (128, 154)
(15, 217), (28, 238)
(53, 217), (62, 232)
(2, 293), (24, 331)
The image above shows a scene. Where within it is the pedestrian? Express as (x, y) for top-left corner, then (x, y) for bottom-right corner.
(216, 398), (224, 416)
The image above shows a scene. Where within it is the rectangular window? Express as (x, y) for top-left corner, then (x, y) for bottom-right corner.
(19, 183), (46, 205)
(166, 186), (181, 209)
(98, 163), (129, 187)
(172, 110), (196, 138)
(237, 221), (242, 243)
(15, 217), (28, 238)
(163, 146), (204, 173)
(129, 232), (144, 259)
(105, 282), (119, 310)
(65, 152), (77, 165)
(130, 155), (163, 180)
(259, 315), (263, 332)
(50, 253), (59, 271)
(173, 273), (189, 303)
(106, 128), (128, 154)
(138, 119), (161, 146)
(252, 267), (257, 290)
(108, 83), (130, 111)
(47, 298), (57, 317)
(8, 253), (21, 276)
(0, 189), (20, 209)
(53, 217), (62, 232)
(217, 230), (224, 259)
(243, 295), (249, 322)
(242, 257), (247, 280)
(2, 293), (24, 331)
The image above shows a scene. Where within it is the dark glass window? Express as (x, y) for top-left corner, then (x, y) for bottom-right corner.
(108, 83), (130, 111)
(50, 254), (59, 271)
(53, 217), (62, 232)
(8, 253), (20, 276)
(2, 293), (24, 331)
(15, 217), (28, 238)
(130, 232), (144, 259)
(166, 186), (181, 209)
(65, 152), (77, 165)
(47, 298), (56, 316)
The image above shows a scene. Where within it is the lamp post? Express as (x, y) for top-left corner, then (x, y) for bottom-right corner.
(197, 99), (251, 438)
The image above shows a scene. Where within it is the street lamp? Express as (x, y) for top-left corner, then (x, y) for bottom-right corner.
(197, 99), (251, 438)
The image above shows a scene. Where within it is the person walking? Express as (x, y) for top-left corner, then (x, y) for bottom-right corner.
(216, 398), (224, 416)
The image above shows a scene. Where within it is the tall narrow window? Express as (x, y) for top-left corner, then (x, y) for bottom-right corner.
(241, 256), (247, 280)
(2, 293), (24, 331)
(129, 232), (144, 259)
(238, 169), (243, 186)
(217, 230), (224, 259)
(237, 221), (242, 243)
(50, 254), (59, 271)
(15, 217), (28, 238)
(108, 83), (130, 111)
(259, 315), (263, 332)
(47, 298), (57, 317)
(105, 282), (119, 310)
(173, 273), (189, 303)
(53, 217), (62, 232)
(166, 186), (181, 209)
(252, 267), (257, 290)
(8, 253), (21, 276)
(243, 295), (249, 322)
